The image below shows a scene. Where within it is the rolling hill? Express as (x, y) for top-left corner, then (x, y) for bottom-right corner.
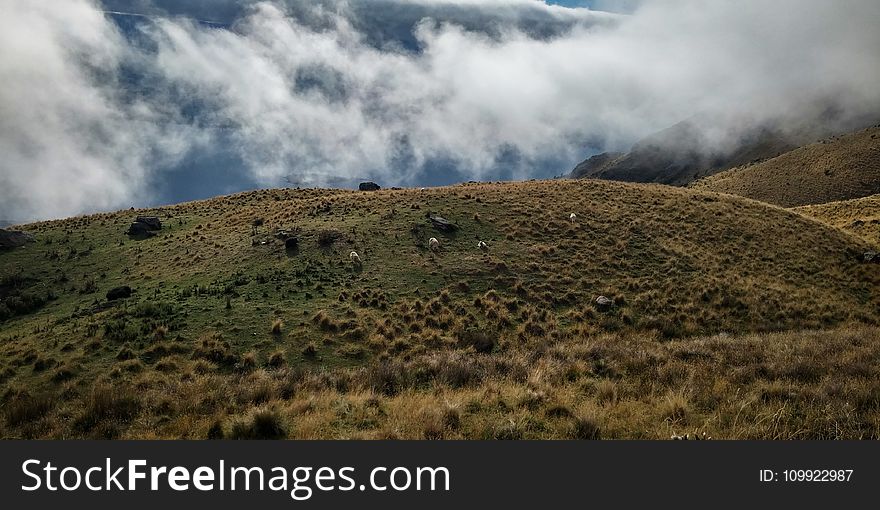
(693, 126), (880, 207)
(796, 194), (880, 246)
(1, 180), (879, 439)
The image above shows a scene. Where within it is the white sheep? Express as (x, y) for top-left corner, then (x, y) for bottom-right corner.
(569, 213), (578, 223)
(478, 241), (489, 252)
(349, 251), (362, 265)
(428, 237), (440, 252)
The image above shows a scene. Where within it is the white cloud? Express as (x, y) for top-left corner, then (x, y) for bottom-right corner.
(1, 0), (879, 221)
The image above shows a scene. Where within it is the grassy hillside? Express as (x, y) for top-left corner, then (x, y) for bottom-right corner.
(1, 180), (879, 439)
(693, 126), (880, 207)
(795, 194), (880, 247)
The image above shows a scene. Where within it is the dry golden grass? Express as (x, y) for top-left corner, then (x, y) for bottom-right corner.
(693, 125), (880, 207)
(1, 178), (879, 439)
(795, 194), (880, 246)
(4, 326), (880, 439)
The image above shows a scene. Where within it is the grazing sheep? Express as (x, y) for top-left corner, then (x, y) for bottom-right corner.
(429, 237), (440, 251)
(569, 213), (577, 222)
(478, 241), (489, 252)
(349, 251), (362, 265)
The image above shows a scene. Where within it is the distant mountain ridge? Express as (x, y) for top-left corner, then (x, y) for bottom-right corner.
(571, 119), (801, 185)
(570, 112), (879, 187)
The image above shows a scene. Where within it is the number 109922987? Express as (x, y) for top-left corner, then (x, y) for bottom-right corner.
(785, 469), (852, 482)
(760, 469), (854, 482)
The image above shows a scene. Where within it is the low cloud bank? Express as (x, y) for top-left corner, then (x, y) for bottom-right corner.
(2, 0), (879, 221)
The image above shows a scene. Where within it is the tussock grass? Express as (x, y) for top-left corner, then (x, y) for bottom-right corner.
(0, 326), (878, 439)
(0, 179), (878, 438)
(694, 125), (880, 207)
(795, 194), (880, 246)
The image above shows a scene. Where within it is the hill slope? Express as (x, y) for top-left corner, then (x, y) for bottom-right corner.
(795, 194), (880, 246)
(570, 119), (800, 185)
(1, 180), (878, 439)
(694, 126), (880, 207)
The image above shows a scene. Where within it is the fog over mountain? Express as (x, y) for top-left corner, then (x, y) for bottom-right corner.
(2, 0), (879, 222)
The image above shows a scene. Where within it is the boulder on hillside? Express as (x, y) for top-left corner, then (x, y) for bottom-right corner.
(127, 222), (156, 238)
(359, 182), (381, 192)
(427, 215), (459, 233)
(127, 216), (162, 238)
(0, 229), (34, 249)
(106, 286), (132, 301)
(136, 216), (162, 230)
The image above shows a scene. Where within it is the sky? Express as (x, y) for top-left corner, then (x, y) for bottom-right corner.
(2, 0), (879, 223)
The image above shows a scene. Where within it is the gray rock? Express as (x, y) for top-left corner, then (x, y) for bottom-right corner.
(359, 182), (381, 192)
(0, 229), (34, 249)
(107, 286), (132, 301)
(135, 216), (162, 230)
(428, 215), (459, 232)
(127, 222), (156, 237)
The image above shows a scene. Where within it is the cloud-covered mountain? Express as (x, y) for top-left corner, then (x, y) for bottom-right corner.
(569, 108), (880, 186)
(2, 0), (880, 222)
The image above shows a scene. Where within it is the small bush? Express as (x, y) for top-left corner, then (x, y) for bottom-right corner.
(660, 392), (689, 422)
(51, 365), (77, 383)
(74, 386), (141, 432)
(239, 352), (257, 372)
(153, 325), (169, 342)
(104, 320), (142, 343)
(302, 343), (318, 358)
(570, 415), (602, 440)
(268, 351), (285, 368)
(207, 420), (225, 439)
(229, 408), (286, 439)
(339, 344), (367, 359)
(155, 358), (178, 373)
(491, 420), (525, 440)
(545, 405), (574, 419)
(457, 328), (496, 354)
(192, 334), (238, 367)
(115, 347), (136, 361)
(4, 393), (54, 427)
(132, 302), (175, 319)
(595, 379), (618, 405)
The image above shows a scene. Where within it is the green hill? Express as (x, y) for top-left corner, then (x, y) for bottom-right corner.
(2, 180), (879, 439)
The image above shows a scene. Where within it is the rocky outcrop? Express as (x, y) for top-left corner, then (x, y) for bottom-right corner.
(428, 215), (458, 233)
(136, 216), (162, 230)
(127, 216), (162, 238)
(106, 286), (132, 301)
(359, 182), (381, 192)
